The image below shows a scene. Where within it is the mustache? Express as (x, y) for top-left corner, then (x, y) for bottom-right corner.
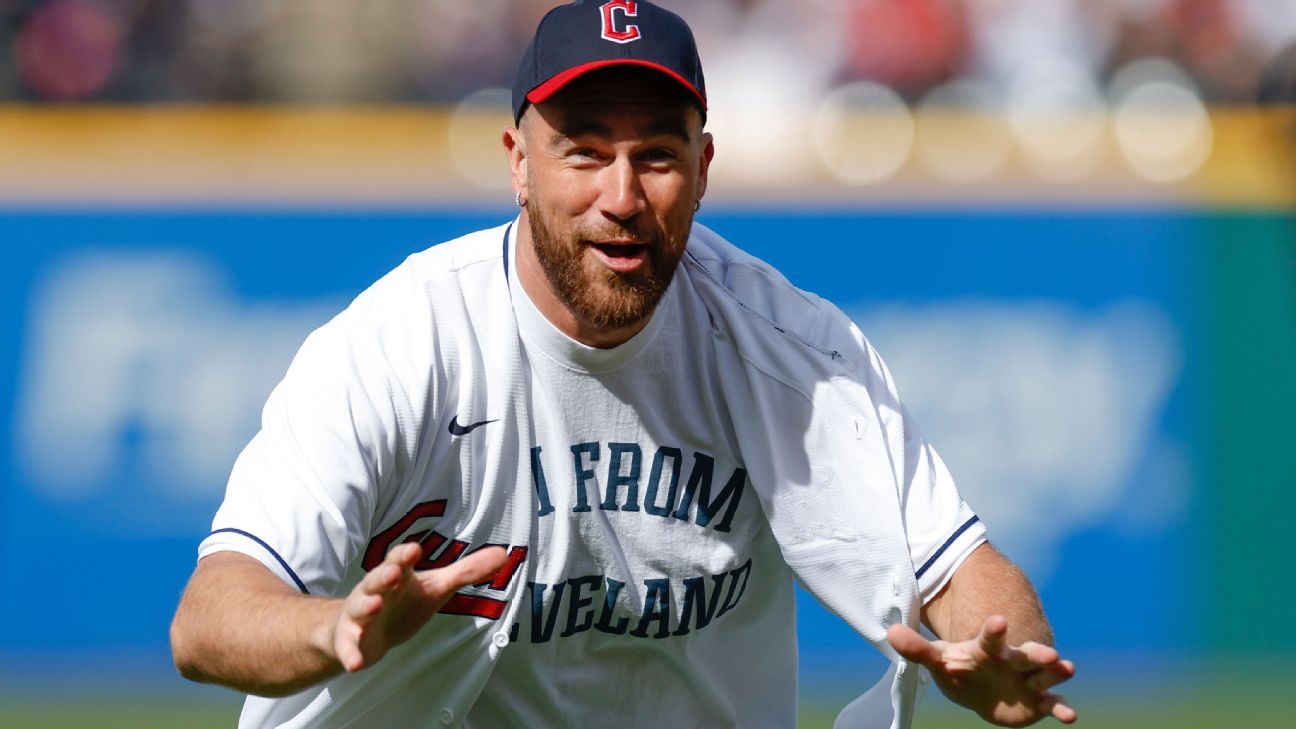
(574, 223), (661, 245)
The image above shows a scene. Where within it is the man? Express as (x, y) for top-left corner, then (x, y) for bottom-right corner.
(170, 2), (1076, 727)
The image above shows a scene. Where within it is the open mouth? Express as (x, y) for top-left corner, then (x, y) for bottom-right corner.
(592, 242), (647, 259)
(589, 241), (650, 273)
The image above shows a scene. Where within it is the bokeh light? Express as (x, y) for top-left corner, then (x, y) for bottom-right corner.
(914, 80), (1012, 183)
(813, 81), (914, 185)
(1109, 57), (1214, 183)
(704, 36), (823, 185)
(446, 87), (513, 192)
(14, 0), (123, 101)
(1007, 60), (1108, 182)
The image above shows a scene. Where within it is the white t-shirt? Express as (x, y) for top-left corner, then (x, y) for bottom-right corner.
(199, 220), (985, 729)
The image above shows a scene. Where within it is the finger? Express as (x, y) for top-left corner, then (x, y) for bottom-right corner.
(387, 541), (423, 569)
(1016, 640), (1061, 666)
(338, 646), (362, 673)
(346, 592), (384, 622)
(977, 615), (1008, 655)
(886, 624), (945, 667)
(359, 560), (407, 596)
(1039, 692), (1077, 724)
(359, 543), (423, 595)
(421, 546), (510, 598)
(1026, 660), (1076, 692)
(335, 625), (366, 673)
(999, 641), (1058, 672)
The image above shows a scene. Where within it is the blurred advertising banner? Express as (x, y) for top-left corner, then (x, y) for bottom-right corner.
(0, 106), (1293, 206)
(1, 108), (1294, 688)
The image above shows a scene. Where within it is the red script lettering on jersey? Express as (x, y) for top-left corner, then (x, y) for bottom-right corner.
(362, 499), (528, 620)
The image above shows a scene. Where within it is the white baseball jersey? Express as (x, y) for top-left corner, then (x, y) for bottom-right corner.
(199, 220), (986, 729)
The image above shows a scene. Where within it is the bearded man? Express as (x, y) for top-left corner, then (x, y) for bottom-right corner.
(170, 3), (1076, 727)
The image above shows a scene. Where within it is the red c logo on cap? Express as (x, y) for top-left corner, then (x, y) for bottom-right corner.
(600, 0), (640, 44)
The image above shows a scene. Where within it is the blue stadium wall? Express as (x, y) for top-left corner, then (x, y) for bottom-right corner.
(6, 205), (1288, 704)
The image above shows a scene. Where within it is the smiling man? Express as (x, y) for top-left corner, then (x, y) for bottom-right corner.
(506, 66), (708, 347)
(170, 2), (1075, 728)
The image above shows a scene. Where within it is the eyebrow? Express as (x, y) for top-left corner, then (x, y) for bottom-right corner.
(552, 116), (692, 146)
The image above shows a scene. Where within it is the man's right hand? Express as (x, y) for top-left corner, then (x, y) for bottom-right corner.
(330, 543), (510, 673)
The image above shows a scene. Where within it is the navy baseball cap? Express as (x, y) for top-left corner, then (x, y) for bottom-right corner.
(512, 0), (707, 125)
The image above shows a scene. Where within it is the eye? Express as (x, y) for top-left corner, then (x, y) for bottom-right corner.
(639, 148), (679, 164)
(566, 147), (608, 166)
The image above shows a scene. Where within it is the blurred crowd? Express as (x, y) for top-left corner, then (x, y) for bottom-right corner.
(1, 0), (1294, 104)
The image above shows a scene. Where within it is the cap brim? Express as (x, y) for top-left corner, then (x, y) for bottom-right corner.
(525, 59), (706, 110)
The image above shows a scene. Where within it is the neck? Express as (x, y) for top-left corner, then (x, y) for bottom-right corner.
(515, 210), (651, 349)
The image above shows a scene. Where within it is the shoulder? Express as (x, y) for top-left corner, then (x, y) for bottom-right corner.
(682, 223), (817, 310)
(682, 223), (870, 371)
(336, 222), (510, 332)
(293, 221), (512, 393)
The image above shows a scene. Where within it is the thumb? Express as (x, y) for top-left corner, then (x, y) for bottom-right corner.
(887, 623), (944, 667)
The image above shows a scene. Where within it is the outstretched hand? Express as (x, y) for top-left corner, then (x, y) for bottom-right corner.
(331, 542), (509, 673)
(888, 615), (1077, 727)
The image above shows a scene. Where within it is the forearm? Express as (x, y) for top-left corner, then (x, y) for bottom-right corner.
(171, 552), (344, 697)
(922, 542), (1053, 646)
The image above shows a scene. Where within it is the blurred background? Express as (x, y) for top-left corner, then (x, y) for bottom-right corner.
(2, 1), (1295, 727)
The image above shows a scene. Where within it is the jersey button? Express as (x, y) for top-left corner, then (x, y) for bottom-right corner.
(439, 707), (455, 725)
(492, 631), (509, 648)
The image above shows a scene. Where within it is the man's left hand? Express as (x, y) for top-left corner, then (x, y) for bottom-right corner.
(887, 615), (1077, 727)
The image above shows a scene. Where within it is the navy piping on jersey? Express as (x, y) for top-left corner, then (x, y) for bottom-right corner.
(503, 222), (512, 280)
(209, 528), (310, 595)
(914, 515), (981, 581)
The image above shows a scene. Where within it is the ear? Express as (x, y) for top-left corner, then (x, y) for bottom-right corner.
(696, 131), (715, 202)
(503, 126), (528, 199)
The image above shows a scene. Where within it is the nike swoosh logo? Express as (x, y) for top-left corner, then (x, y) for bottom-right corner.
(448, 415), (498, 436)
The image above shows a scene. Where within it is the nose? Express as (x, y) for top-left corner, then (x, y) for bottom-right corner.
(597, 155), (645, 223)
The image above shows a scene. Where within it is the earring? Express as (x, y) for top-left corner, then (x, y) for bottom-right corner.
(515, 191), (526, 207)
(694, 199), (701, 212)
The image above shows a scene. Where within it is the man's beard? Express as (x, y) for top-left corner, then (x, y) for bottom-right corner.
(527, 200), (689, 332)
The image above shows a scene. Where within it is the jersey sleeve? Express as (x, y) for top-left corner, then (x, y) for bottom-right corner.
(198, 322), (408, 595)
(890, 397), (986, 603)
(830, 312), (987, 603)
